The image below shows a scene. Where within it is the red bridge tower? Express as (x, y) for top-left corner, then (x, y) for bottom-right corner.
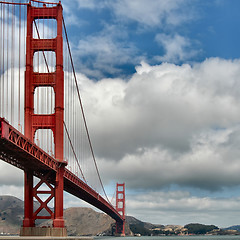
(21, 2), (66, 236)
(116, 183), (126, 236)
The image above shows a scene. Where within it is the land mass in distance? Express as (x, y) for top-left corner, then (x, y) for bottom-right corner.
(0, 195), (238, 236)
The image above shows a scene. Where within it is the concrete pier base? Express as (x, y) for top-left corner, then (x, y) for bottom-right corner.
(20, 227), (67, 237)
(115, 234), (125, 237)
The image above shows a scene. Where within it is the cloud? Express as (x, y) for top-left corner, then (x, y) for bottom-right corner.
(76, 58), (240, 191)
(2, 57), (240, 227)
(0, 162), (23, 186)
(3, 58), (240, 193)
(98, 127), (240, 191)
(155, 33), (199, 62)
(0, 185), (24, 200)
(67, 0), (107, 10)
(72, 0), (99, 9)
(74, 24), (139, 78)
(62, 1), (89, 27)
(64, 0), (196, 28)
(126, 190), (240, 227)
(110, 0), (195, 28)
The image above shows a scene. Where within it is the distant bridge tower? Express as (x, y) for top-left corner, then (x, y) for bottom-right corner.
(21, 2), (66, 236)
(115, 183), (126, 236)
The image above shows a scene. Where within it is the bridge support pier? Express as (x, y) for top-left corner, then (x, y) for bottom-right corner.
(53, 165), (65, 228)
(20, 227), (67, 237)
(22, 170), (34, 228)
(115, 221), (125, 237)
(21, 167), (67, 237)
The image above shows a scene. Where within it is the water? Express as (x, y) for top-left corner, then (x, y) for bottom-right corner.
(95, 236), (240, 240)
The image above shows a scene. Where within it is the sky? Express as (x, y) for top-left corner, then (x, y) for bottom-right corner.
(2, 0), (240, 228)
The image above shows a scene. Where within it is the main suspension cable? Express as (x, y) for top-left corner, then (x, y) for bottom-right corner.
(63, 121), (87, 183)
(0, 0), (57, 5)
(62, 17), (111, 204)
(33, 20), (50, 73)
(0, 1), (28, 5)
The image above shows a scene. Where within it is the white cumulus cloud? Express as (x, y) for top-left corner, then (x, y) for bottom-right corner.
(76, 58), (240, 191)
(110, 0), (195, 28)
(155, 33), (199, 62)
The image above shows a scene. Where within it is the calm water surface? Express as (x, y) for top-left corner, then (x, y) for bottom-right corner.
(95, 236), (240, 240)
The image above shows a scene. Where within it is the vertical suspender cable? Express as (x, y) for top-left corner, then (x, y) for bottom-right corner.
(6, 3), (9, 119)
(23, 2), (26, 133)
(11, 2), (14, 124)
(0, 3), (2, 117)
(18, 3), (21, 130)
(2, 3), (5, 117)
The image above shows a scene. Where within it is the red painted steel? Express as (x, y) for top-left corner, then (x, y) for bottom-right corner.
(33, 72), (56, 86)
(0, 118), (124, 224)
(25, 3), (64, 161)
(24, 2), (65, 228)
(116, 183), (126, 235)
(33, 173), (55, 220)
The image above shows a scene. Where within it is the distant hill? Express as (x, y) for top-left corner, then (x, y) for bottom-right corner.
(0, 195), (159, 236)
(126, 215), (158, 229)
(126, 216), (161, 235)
(0, 195), (238, 236)
(0, 195), (131, 236)
(0, 195), (24, 234)
(184, 223), (218, 234)
(224, 225), (240, 231)
(61, 207), (114, 236)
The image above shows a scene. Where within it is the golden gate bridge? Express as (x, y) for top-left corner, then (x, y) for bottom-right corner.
(0, 0), (125, 237)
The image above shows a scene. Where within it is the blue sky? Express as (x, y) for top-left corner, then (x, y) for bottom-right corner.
(62, 0), (240, 79)
(2, 0), (240, 228)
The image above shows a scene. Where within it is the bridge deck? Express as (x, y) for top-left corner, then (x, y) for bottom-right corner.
(0, 118), (123, 223)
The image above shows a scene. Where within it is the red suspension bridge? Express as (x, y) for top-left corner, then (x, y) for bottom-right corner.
(0, 0), (125, 237)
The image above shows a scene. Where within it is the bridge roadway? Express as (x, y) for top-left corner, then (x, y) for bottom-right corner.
(0, 118), (123, 224)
